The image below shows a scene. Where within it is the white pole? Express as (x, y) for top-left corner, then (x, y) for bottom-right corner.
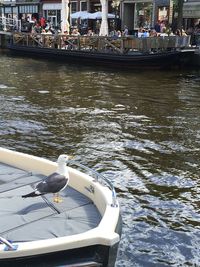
(61, 0), (70, 33)
(99, 0), (108, 36)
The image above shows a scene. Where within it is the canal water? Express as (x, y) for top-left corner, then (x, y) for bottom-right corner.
(0, 51), (200, 267)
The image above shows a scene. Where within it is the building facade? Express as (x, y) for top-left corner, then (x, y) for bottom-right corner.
(121, 0), (153, 33)
(120, 0), (175, 33)
(0, 0), (200, 32)
(183, 0), (200, 28)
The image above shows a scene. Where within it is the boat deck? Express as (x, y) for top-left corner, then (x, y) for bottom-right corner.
(0, 162), (101, 243)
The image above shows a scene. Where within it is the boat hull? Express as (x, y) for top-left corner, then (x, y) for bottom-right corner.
(0, 242), (121, 267)
(7, 44), (190, 70)
(0, 218), (122, 267)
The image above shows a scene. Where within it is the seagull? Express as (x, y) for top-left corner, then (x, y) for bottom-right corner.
(22, 154), (71, 203)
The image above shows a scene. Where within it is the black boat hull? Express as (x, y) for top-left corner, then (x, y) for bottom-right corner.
(7, 44), (192, 70)
(0, 244), (115, 267)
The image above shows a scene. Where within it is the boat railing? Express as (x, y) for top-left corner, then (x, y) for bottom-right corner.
(68, 160), (118, 208)
(0, 236), (18, 251)
(10, 32), (191, 54)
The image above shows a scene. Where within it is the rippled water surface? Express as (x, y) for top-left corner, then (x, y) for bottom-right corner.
(0, 51), (200, 266)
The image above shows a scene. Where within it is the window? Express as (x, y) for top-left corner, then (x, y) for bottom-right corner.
(48, 10), (56, 16)
(158, 7), (169, 22)
(4, 7), (12, 14)
(19, 5), (38, 14)
(71, 2), (77, 13)
(80, 1), (87, 11)
(45, 10), (61, 26)
(13, 7), (17, 14)
(135, 2), (153, 29)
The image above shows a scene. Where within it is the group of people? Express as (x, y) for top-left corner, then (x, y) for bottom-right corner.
(135, 20), (200, 39)
(24, 15), (200, 45)
(136, 26), (187, 38)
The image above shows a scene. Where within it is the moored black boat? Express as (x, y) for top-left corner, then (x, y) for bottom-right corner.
(7, 33), (195, 70)
(8, 44), (192, 70)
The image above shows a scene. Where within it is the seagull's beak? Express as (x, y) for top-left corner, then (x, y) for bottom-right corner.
(68, 155), (74, 160)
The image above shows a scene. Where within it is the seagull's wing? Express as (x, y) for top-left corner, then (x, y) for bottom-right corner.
(36, 172), (68, 194)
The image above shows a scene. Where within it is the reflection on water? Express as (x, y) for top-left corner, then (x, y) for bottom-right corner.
(0, 52), (200, 266)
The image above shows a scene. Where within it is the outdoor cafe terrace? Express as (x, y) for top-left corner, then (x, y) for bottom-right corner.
(11, 33), (191, 54)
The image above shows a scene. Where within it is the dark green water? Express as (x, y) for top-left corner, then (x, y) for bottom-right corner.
(0, 52), (200, 266)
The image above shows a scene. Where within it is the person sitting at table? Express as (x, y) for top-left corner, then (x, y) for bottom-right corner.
(72, 28), (80, 36)
(123, 26), (129, 36)
(160, 27), (168, 36)
(117, 30), (122, 37)
(137, 27), (144, 38)
(87, 29), (94, 36)
(149, 29), (157, 37)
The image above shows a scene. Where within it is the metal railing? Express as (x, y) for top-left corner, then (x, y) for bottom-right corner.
(0, 16), (21, 32)
(0, 236), (18, 251)
(68, 160), (118, 208)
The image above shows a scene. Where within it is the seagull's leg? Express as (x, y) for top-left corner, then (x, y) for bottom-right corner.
(53, 193), (63, 203)
(53, 193), (58, 202)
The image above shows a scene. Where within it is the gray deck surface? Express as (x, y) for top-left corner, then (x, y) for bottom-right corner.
(0, 163), (101, 242)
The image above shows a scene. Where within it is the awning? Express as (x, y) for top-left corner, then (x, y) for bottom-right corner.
(43, 3), (62, 10)
(183, 2), (200, 18)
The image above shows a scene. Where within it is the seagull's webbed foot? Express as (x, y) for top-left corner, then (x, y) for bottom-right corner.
(53, 193), (63, 203)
